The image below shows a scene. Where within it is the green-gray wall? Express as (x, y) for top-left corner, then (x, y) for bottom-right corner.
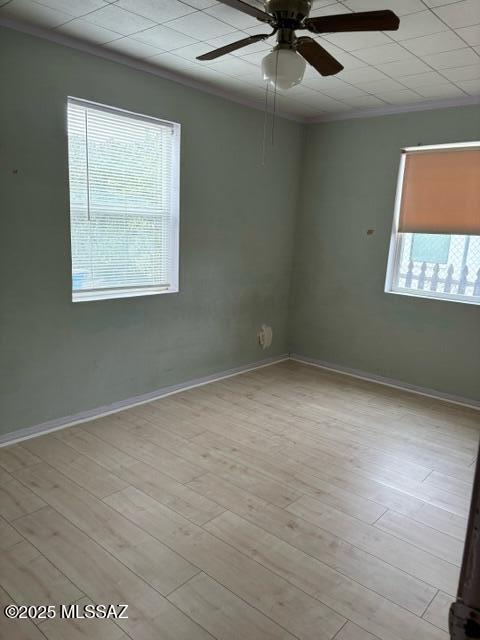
(290, 106), (480, 403)
(2, 26), (479, 439)
(0, 27), (303, 436)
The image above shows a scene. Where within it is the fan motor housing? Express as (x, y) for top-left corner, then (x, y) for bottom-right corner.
(264, 0), (312, 23)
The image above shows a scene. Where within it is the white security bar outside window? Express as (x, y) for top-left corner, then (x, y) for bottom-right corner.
(67, 98), (180, 302)
(385, 142), (480, 305)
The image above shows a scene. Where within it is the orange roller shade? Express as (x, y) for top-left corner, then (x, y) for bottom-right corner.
(398, 148), (480, 235)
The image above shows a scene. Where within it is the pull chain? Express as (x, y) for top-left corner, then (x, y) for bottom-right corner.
(272, 48), (279, 146)
(261, 50), (279, 166)
(262, 82), (270, 166)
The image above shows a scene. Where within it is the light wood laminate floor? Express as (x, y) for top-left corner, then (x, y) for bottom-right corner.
(1, 361), (479, 640)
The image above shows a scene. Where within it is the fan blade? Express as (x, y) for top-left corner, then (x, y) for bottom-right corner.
(297, 37), (343, 76)
(197, 34), (271, 60)
(305, 10), (400, 34)
(215, 0), (272, 22)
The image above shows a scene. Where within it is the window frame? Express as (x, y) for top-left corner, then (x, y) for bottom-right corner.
(385, 141), (480, 307)
(67, 97), (181, 303)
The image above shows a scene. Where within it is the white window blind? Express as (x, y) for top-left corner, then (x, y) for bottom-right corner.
(67, 98), (180, 302)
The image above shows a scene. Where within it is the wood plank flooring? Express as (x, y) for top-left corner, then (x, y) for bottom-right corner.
(0, 360), (479, 640)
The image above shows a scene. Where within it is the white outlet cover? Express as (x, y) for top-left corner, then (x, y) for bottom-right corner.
(258, 324), (273, 349)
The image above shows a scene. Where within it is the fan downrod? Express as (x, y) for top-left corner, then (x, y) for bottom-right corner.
(264, 0), (312, 26)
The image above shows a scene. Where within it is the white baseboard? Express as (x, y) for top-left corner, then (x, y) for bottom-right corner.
(3, 351), (477, 447)
(290, 353), (480, 411)
(0, 354), (288, 447)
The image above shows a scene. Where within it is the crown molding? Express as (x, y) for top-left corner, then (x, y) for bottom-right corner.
(307, 94), (480, 124)
(0, 17), (303, 123)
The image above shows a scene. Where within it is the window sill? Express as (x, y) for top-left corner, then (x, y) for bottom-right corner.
(72, 286), (178, 303)
(385, 288), (480, 306)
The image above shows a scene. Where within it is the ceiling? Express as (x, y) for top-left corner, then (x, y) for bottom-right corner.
(1, 0), (480, 120)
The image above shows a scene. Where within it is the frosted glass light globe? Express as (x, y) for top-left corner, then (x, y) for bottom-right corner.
(261, 48), (306, 90)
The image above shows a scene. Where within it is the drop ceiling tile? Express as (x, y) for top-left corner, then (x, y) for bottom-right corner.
(434, 0), (480, 29)
(343, 0), (425, 16)
(302, 75), (347, 89)
(84, 4), (156, 35)
(353, 43), (412, 64)
(302, 77), (366, 97)
(456, 78), (480, 94)
(209, 55), (258, 75)
(376, 57), (431, 76)
(204, 3), (259, 29)
(441, 63), (480, 80)
(308, 95), (352, 111)
(149, 50), (209, 72)
(207, 32), (246, 47)
(378, 89), (425, 104)
(321, 31), (391, 52)
(310, 0), (344, 8)
(179, 0), (218, 8)
(115, 0), (195, 23)
(344, 95), (386, 107)
(245, 23), (275, 35)
(391, 11), (447, 41)
(0, 0), (74, 27)
(165, 11), (238, 39)
(356, 77), (406, 92)
(401, 30), (465, 55)
(416, 82), (467, 98)
(456, 24), (480, 46)
(339, 66), (388, 83)
(399, 70), (448, 87)
(35, 0), (107, 17)
(309, 4), (353, 17)
(106, 36), (164, 58)
(133, 23), (198, 49)
(422, 0), (459, 7)
(55, 18), (120, 43)
(170, 41), (215, 61)
(423, 47), (480, 69)
(320, 84), (367, 98)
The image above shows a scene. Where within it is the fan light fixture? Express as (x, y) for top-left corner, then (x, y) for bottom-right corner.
(196, 0), (400, 93)
(262, 48), (306, 90)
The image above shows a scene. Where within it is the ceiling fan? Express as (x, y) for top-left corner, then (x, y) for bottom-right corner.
(196, 0), (400, 90)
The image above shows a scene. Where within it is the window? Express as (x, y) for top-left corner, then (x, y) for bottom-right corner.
(385, 142), (480, 305)
(67, 98), (180, 302)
